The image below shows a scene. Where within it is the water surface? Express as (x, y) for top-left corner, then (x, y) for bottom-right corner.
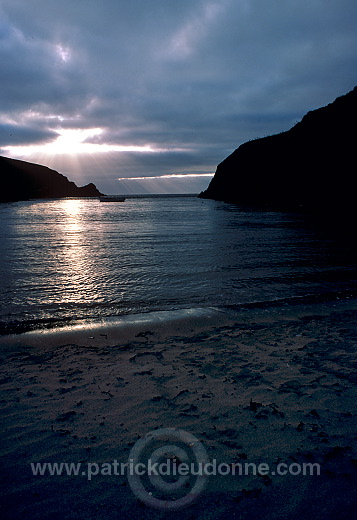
(1, 195), (356, 334)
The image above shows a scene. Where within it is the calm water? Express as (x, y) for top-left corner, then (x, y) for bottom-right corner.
(0, 195), (356, 334)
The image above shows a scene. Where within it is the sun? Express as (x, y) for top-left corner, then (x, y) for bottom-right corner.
(43, 128), (103, 155)
(4, 128), (103, 156)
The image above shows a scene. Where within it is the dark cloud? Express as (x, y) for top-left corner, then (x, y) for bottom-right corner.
(1, 0), (356, 193)
(0, 124), (57, 146)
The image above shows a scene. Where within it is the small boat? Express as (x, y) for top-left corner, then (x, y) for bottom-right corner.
(99, 196), (125, 202)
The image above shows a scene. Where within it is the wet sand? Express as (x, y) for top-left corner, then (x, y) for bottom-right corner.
(1, 299), (356, 519)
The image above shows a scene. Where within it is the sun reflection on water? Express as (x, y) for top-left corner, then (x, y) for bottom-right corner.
(58, 198), (84, 234)
(54, 199), (98, 305)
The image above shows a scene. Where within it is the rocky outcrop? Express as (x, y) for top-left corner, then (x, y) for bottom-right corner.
(0, 156), (103, 202)
(199, 87), (356, 213)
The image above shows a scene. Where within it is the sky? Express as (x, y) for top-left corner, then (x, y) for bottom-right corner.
(1, 0), (356, 194)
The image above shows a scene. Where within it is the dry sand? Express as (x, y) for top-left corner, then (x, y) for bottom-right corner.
(0, 299), (356, 519)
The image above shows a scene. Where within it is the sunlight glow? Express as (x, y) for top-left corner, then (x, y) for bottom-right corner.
(117, 173), (214, 181)
(56, 44), (71, 63)
(3, 127), (171, 157)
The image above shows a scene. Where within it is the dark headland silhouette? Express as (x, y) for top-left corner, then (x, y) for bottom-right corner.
(0, 156), (103, 202)
(199, 86), (356, 215)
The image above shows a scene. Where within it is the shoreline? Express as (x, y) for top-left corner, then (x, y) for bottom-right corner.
(1, 297), (356, 518)
(2, 293), (357, 349)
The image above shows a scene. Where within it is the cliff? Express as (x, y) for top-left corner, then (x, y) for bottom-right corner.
(0, 156), (103, 202)
(199, 87), (356, 213)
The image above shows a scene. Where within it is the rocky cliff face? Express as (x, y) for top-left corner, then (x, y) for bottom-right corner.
(200, 87), (356, 213)
(0, 156), (103, 202)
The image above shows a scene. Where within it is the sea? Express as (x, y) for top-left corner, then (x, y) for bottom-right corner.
(1, 194), (357, 335)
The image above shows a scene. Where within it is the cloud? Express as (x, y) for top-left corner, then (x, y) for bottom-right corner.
(1, 0), (356, 192)
(0, 123), (57, 146)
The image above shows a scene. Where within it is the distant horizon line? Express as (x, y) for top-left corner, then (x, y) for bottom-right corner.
(103, 193), (199, 198)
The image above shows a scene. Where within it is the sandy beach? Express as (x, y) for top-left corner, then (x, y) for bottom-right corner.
(1, 298), (356, 519)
